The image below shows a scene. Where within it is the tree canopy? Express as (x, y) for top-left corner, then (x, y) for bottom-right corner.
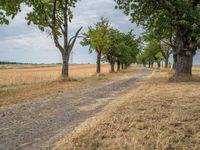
(0, 0), (22, 24)
(115, 0), (200, 78)
(82, 18), (139, 73)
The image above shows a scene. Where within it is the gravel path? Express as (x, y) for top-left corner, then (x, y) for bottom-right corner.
(0, 68), (151, 150)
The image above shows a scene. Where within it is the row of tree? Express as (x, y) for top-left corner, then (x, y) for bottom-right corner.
(1, 0), (200, 80)
(0, 1), (139, 80)
(81, 18), (139, 75)
(137, 32), (172, 69)
(116, 0), (200, 79)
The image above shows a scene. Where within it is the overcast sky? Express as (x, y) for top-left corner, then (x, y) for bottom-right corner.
(0, 0), (143, 64)
(0, 0), (199, 64)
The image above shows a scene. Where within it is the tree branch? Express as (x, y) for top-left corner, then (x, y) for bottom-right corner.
(52, 0), (64, 53)
(68, 27), (83, 53)
(63, 0), (68, 50)
(68, 35), (83, 45)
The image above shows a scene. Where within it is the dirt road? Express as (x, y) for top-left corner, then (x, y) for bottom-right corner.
(0, 68), (151, 150)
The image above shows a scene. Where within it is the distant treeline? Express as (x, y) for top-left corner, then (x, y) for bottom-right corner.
(0, 61), (63, 65)
(0, 61), (25, 64)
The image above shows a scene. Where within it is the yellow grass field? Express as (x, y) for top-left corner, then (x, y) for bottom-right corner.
(0, 64), (115, 107)
(0, 64), (110, 86)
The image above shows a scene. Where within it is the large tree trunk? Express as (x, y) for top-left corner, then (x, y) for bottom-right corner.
(117, 60), (120, 71)
(96, 51), (101, 75)
(175, 54), (193, 77)
(174, 26), (197, 79)
(61, 52), (69, 80)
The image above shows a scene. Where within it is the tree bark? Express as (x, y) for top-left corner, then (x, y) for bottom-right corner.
(175, 54), (193, 77)
(173, 52), (177, 69)
(174, 26), (197, 79)
(61, 53), (69, 80)
(96, 51), (101, 75)
(117, 60), (120, 71)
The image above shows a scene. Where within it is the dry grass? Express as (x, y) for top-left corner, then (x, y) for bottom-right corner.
(0, 64), (110, 86)
(0, 64), (112, 107)
(54, 69), (200, 150)
(0, 64), (139, 108)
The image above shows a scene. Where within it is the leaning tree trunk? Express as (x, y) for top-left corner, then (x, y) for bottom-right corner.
(96, 51), (101, 75)
(174, 26), (197, 79)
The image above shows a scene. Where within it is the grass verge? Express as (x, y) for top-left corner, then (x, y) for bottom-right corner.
(54, 70), (200, 150)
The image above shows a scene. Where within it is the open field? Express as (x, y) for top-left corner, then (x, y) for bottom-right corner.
(0, 64), (112, 107)
(0, 64), (110, 86)
(54, 69), (200, 150)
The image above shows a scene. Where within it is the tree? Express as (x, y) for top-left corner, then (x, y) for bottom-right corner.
(121, 32), (139, 69)
(25, 0), (82, 80)
(138, 40), (163, 68)
(115, 0), (200, 79)
(143, 30), (173, 68)
(160, 40), (172, 68)
(106, 28), (119, 72)
(81, 18), (110, 75)
(137, 53), (147, 67)
(103, 28), (121, 73)
(110, 31), (139, 70)
(0, 0), (22, 24)
(155, 52), (163, 69)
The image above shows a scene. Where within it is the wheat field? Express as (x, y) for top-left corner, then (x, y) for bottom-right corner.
(0, 64), (110, 86)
